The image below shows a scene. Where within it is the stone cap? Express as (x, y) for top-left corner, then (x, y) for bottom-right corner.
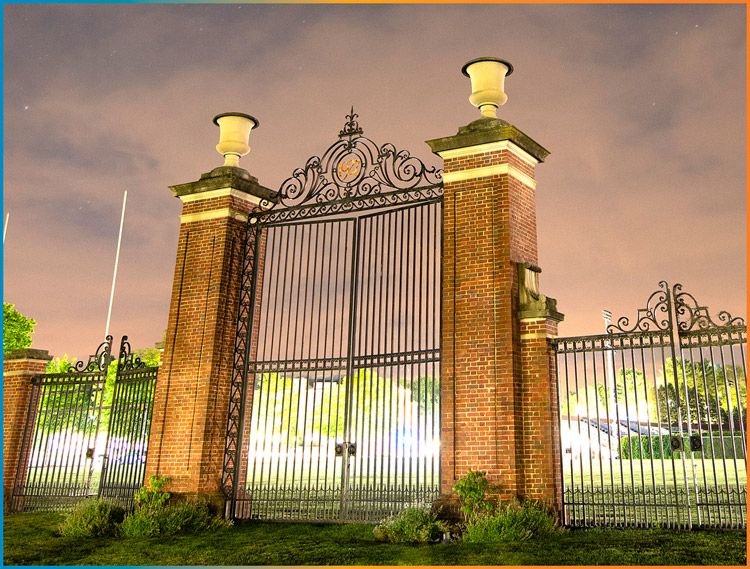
(426, 117), (550, 163)
(170, 166), (279, 202)
(5, 348), (53, 361)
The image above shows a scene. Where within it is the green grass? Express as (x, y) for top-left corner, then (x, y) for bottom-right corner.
(3, 511), (746, 566)
(563, 457), (747, 489)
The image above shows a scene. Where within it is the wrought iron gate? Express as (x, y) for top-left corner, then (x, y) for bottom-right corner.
(555, 282), (746, 528)
(223, 111), (443, 521)
(11, 335), (158, 511)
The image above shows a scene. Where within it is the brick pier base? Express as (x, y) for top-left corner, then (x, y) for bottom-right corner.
(3, 348), (53, 512)
(427, 118), (563, 511)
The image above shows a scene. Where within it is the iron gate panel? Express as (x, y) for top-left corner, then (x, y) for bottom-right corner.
(223, 111), (443, 521)
(98, 337), (158, 507)
(555, 282), (747, 529)
(11, 336), (158, 512)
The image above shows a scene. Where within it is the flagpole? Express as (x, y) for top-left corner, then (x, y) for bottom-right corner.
(105, 190), (127, 340)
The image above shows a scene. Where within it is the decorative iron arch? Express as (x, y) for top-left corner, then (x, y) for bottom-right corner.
(252, 109), (443, 224)
(606, 281), (746, 334)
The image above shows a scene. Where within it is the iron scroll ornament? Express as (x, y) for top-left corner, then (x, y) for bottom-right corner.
(116, 335), (149, 371)
(673, 283), (746, 331)
(254, 109), (443, 220)
(72, 335), (114, 372)
(606, 281), (672, 333)
(606, 281), (746, 334)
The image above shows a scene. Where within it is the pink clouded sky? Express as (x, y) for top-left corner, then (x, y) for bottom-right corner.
(4, 3), (746, 360)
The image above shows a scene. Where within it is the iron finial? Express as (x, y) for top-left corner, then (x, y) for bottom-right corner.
(339, 107), (363, 139)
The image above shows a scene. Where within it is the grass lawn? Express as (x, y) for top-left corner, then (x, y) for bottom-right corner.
(3, 511), (746, 566)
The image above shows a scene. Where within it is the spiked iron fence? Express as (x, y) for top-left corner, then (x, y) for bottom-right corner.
(555, 282), (746, 529)
(11, 336), (158, 512)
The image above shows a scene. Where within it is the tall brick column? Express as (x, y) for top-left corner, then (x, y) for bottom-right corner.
(426, 116), (563, 506)
(518, 263), (564, 508)
(3, 348), (53, 512)
(145, 164), (275, 509)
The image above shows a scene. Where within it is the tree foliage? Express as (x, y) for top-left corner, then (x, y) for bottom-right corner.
(249, 370), (439, 451)
(3, 302), (36, 354)
(561, 357), (747, 431)
(36, 346), (161, 435)
(656, 358), (746, 429)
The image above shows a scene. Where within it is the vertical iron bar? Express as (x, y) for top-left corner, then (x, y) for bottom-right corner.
(252, 225), (280, 515)
(269, 223), (294, 518)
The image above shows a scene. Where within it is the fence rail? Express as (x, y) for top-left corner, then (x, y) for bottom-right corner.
(555, 282), (747, 529)
(11, 336), (158, 512)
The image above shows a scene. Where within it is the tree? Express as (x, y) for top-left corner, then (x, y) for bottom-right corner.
(3, 303), (36, 354)
(657, 358), (747, 430)
(39, 346), (161, 435)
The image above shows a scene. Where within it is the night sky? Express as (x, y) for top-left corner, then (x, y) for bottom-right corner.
(4, 3), (746, 360)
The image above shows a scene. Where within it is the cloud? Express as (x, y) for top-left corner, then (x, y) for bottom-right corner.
(4, 3), (745, 358)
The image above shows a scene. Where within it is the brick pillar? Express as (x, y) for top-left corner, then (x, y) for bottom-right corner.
(518, 264), (564, 509)
(145, 165), (275, 509)
(3, 348), (53, 512)
(426, 117), (563, 505)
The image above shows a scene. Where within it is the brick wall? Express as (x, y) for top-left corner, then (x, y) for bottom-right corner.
(519, 317), (562, 508)
(428, 120), (562, 507)
(146, 171), (271, 509)
(3, 349), (52, 512)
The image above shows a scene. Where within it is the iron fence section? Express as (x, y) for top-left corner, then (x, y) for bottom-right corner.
(11, 336), (158, 512)
(555, 282), (747, 529)
(98, 338), (158, 508)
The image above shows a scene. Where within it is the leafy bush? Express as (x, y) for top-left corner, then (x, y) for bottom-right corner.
(621, 435), (674, 459)
(134, 474), (171, 512)
(58, 498), (126, 538)
(121, 475), (231, 537)
(622, 434), (745, 460)
(452, 469), (494, 523)
(463, 499), (561, 543)
(120, 500), (232, 537)
(373, 506), (448, 543)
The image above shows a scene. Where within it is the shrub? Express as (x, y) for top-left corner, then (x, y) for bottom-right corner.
(452, 469), (494, 524)
(134, 474), (171, 512)
(120, 500), (232, 538)
(463, 499), (561, 543)
(120, 475), (231, 537)
(373, 506), (449, 544)
(620, 435), (675, 459)
(58, 498), (126, 538)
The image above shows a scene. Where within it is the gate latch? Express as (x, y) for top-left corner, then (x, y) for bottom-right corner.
(689, 434), (703, 451)
(335, 442), (356, 457)
(670, 435), (683, 451)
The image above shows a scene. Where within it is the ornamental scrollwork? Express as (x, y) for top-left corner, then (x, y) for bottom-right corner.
(606, 281), (672, 333)
(272, 109), (442, 216)
(116, 335), (147, 371)
(73, 335), (114, 372)
(605, 281), (745, 335)
(673, 283), (746, 331)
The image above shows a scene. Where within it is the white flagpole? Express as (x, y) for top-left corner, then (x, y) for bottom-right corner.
(3, 212), (9, 244)
(105, 190), (127, 340)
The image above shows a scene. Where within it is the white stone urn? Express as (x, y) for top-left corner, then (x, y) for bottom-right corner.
(213, 112), (259, 167)
(461, 57), (514, 118)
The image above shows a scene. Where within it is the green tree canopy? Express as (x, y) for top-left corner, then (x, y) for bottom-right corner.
(3, 303), (36, 354)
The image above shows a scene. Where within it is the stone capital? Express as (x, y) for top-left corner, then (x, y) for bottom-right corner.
(169, 165), (278, 203)
(4, 348), (53, 362)
(426, 117), (550, 163)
